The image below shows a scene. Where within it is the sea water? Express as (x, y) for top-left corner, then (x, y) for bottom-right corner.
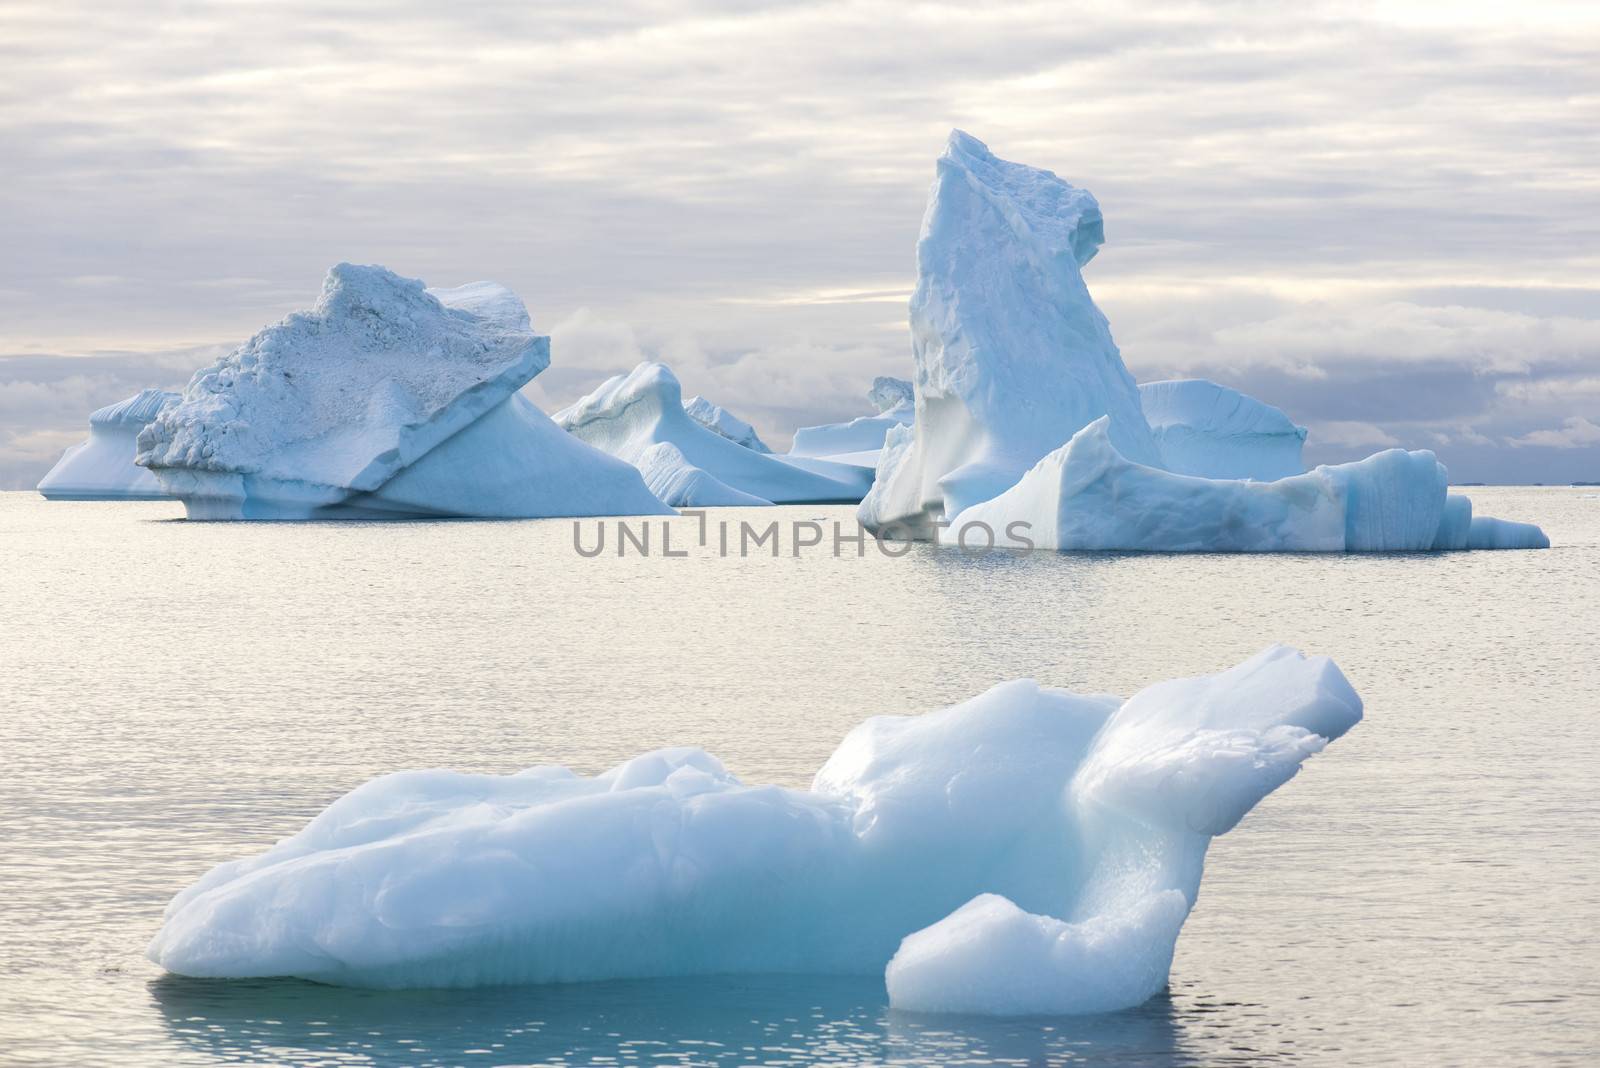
(0, 488), (1594, 1066)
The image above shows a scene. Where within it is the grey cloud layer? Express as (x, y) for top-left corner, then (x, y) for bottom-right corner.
(1, 0), (1596, 485)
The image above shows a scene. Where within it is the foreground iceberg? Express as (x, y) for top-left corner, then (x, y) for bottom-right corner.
(788, 376), (915, 469)
(136, 266), (669, 520)
(555, 362), (869, 506)
(37, 389), (178, 500)
(860, 132), (1547, 551)
(151, 645), (1360, 1015)
(682, 395), (772, 453)
(1139, 379), (1307, 481)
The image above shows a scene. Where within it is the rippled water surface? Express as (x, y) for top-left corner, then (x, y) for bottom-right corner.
(2, 488), (1595, 1066)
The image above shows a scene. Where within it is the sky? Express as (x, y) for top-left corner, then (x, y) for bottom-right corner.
(2, 0), (1598, 487)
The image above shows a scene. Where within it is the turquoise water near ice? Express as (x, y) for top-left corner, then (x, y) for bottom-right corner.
(1, 488), (1595, 1066)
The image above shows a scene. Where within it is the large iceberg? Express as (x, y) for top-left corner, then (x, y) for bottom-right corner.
(1139, 379), (1307, 481)
(860, 132), (1547, 552)
(150, 645), (1359, 1016)
(135, 265), (670, 520)
(36, 389), (178, 500)
(555, 362), (869, 506)
(682, 395), (772, 453)
(860, 131), (1162, 537)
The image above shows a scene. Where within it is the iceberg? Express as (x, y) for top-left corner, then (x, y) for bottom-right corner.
(150, 645), (1360, 1017)
(949, 418), (1523, 552)
(788, 376), (915, 469)
(860, 132), (1547, 551)
(682, 395), (772, 453)
(868, 375), (914, 416)
(36, 388), (178, 500)
(555, 362), (867, 506)
(635, 442), (771, 507)
(1139, 379), (1307, 481)
(859, 131), (1161, 537)
(135, 265), (670, 520)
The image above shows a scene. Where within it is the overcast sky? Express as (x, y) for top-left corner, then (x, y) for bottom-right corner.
(3, 0), (1598, 486)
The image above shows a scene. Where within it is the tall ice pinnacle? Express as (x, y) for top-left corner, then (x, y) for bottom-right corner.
(860, 130), (1160, 535)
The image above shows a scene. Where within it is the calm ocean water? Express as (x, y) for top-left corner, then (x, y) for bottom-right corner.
(1, 488), (1595, 1066)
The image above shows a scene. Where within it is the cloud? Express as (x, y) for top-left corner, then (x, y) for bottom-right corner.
(1510, 416), (1600, 448)
(0, 1), (1597, 481)
(1309, 421), (1401, 449)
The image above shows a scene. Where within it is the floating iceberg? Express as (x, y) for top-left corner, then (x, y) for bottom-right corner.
(1139, 379), (1307, 482)
(788, 376), (915, 469)
(682, 395), (772, 453)
(860, 132), (1547, 551)
(947, 418), (1548, 552)
(868, 375), (915, 416)
(860, 131), (1161, 537)
(556, 362), (868, 506)
(135, 265), (669, 520)
(150, 645), (1360, 1016)
(36, 389), (178, 500)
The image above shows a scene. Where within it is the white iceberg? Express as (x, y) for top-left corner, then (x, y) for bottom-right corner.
(150, 645), (1359, 1016)
(788, 376), (915, 469)
(682, 395), (772, 453)
(555, 362), (868, 506)
(36, 389), (179, 500)
(1139, 379), (1307, 481)
(135, 265), (670, 520)
(860, 131), (1162, 537)
(860, 132), (1547, 552)
(948, 418), (1547, 552)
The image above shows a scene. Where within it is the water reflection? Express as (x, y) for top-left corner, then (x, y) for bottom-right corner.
(152, 974), (1194, 1067)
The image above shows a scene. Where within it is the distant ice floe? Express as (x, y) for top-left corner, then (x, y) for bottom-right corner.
(555, 361), (869, 506)
(788, 376), (915, 472)
(150, 645), (1359, 1016)
(858, 131), (1547, 551)
(133, 266), (670, 520)
(36, 389), (178, 500)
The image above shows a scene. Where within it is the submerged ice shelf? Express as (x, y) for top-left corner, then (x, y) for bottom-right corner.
(150, 646), (1359, 1015)
(858, 131), (1547, 552)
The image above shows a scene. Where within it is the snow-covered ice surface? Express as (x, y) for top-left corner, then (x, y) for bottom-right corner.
(788, 376), (915, 470)
(36, 389), (178, 500)
(859, 132), (1547, 551)
(682, 395), (772, 453)
(556, 362), (867, 506)
(149, 645), (1359, 1015)
(1139, 379), (1307, 482)
(135, 265), (668, 520)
